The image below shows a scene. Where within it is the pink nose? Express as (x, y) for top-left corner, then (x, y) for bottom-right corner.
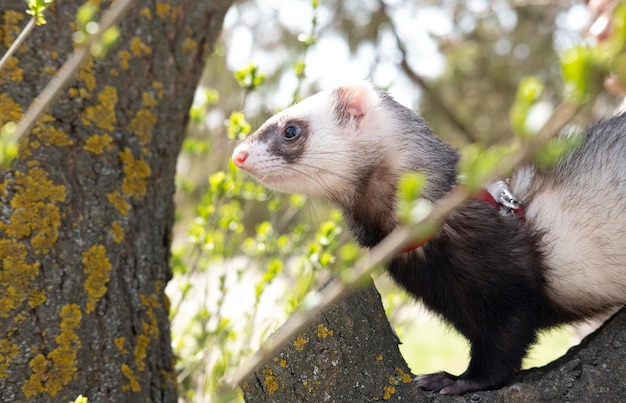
(232, 148), (249, 167)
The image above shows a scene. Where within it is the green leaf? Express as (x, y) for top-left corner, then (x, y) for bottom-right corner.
(233, 63), (266, 90)
(560, 45), (598, 104)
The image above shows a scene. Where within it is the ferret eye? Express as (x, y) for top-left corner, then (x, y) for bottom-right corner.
(284, 125), (301, 140)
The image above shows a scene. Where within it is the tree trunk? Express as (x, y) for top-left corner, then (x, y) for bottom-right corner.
(0, 1), (231, 401)
(243, 279), (626, 402)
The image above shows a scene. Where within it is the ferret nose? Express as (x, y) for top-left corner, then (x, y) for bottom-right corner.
(232, 145), (249, 167)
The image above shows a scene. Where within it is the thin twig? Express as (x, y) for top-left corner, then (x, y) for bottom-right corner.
(0, 17), (37, 72)
(377, 0), (481, 143)
(224, 100), (581, 390)
(10, 0), (137, 144)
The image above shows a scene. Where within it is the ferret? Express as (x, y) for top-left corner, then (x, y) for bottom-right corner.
(231, 82), (626, 395)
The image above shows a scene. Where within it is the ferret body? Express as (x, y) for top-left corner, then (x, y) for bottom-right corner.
(232, 82), (626, 395)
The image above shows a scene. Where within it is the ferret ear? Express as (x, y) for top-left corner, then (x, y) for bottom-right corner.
(336, 82), (374, 124)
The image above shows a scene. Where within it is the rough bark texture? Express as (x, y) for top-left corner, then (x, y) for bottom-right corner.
(242, 280), (424, 402)
(0, 1), (231, 401)
(244, 279), (626, 402)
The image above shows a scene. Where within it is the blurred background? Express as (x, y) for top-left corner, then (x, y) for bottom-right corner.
(165, 0), (625, 400)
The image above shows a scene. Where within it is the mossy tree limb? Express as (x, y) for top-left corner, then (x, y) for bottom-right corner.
(0, 1), (232, 401)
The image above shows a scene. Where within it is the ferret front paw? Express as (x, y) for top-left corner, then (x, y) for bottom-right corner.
(415, 372), (482, 395)
(414, 371), (457, 393)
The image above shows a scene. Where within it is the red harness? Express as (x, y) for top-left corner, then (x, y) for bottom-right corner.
(401, 181), (525, 253)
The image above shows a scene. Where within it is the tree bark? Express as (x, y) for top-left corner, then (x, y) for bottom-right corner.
(0, 1), (231, 401)
(243, 279), (626, 402)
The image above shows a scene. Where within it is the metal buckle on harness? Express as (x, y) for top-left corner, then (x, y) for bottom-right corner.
(486, 180), (521, 214)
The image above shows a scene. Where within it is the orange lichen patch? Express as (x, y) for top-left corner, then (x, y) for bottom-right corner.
(293, 335), (307, 351)
(316, 324), (334, 339)
(82, 245), (112, 314)
(376, 354), (383, 361)
(0, 93), (23, 125)
(22, 304), (82, 398)
(110, 221), (124, 243)
(129, 109), (157, 147)
(121, 363), (141, 392)
(117, 50), (131, 70)
(81, 86), (118, 131)
(395, 367), (413, 384)
(139, 7), (153, 20)
(0, 240), (41, 318)
(84, 134), (114, 154)
(129, 37), (152, 57)
(382, 385), (396, 400)
(107, 190), (130, 216)
(133, 335), (150, 372)
(120, 148), (151, 199)
(0, 168), (66, 254)
(155, 3), (170, 19)
(262, 368), (279, 395)
(0, 339), (19, 379)
(114, 337), (127, 355)
(32, 115), (74, 147)
(50, 51), (58, 60)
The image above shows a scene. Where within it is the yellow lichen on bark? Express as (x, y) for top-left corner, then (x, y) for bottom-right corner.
(115, 337), (128, 355)
(134, 335), (150, 372)
(0, 56), (23, 84)
(0, 93), (24, 125)
(81, 86), (118, 131)
(84, 134), (114, 154)
(293, 335), (307, 351)
(152, 81), (164, 99)
(129, 37), (152, 57)
(107, 190), (130, 216)
(117, 50), (131, 70)
(139, 294), (160, 339)
(262, 368), (279, 395)
(0, 240), (41, 318)
(0, 337), (19, 379)
(129, 108), (157, 147)
(382, 385), (396, 400)
(395, 367), (413, 383)
(181, 37), (197, 52)
(2, 10), (25, 48)
(110, 221), (124, 243)
(82, 245), (112, 314)
(155, 3), (170, 19)
(120, 148), (151, 198)
(316, 324), (334, 339)
(0, 168), (66, 254)
(121, 363), (141, 392)
(73, 58), (96, 99)
(139, 7), (153, 20)
(32, 114), (74, 148)
(1, 12), (26, 84)
(22, 304), (82, 398)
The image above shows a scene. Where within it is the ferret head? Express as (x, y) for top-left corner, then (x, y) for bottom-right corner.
(232, 82), (457, 207)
